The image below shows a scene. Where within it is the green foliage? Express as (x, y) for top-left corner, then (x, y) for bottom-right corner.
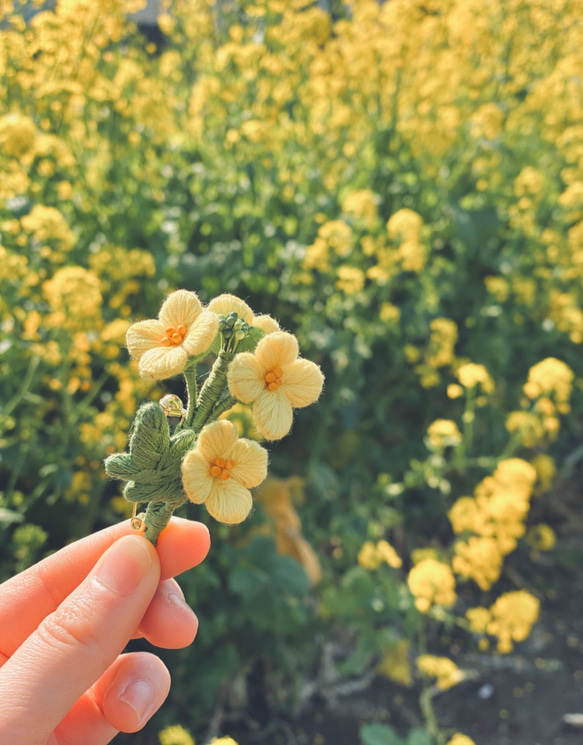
(1, 0), (581, 741)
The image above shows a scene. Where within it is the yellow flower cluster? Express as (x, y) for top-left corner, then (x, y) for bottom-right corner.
(407, 558), (456, 613)
(466, 590), (540, 653)
(158, 724), (195, 745)
(449, 459), (537, 589)
(446, 735), (476, 745)
(357, 540), (402, 571)
(456, 363), (494, 394)
(506, 358), (574, 447)
(412, 318), (459, 388)
(426, 419), (462, 451)
(416, 655), (465, 691)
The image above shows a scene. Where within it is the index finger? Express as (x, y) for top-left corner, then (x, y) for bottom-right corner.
(0, 517), (210, 660)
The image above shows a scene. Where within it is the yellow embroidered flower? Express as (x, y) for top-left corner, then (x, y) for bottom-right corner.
(126, 290), (218, 380)
(207, 293), (280, 335)
(227, 331), (324, 440)
(181, 420), (268, 524)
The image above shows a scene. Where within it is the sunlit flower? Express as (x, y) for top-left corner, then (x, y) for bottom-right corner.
(126, 290), (218, 380)
(227, 331), (324, 440)
(181, 420), (268, 524)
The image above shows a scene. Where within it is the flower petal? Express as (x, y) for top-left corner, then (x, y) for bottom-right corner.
(283, 358), (324, 408)
(228, 353), (266, 403)
(205, 480), (253, 524)
(253, 389), (294, 440)
(182, 310), (219, 356)
(207, 293), (254, 324)
(252, 314), (280, 335)
(197, 420), (239, 463)
(126, 319), (165, 359)
(230, 439), (268, 488)
(255, 331), (299, 371)
(159, 289), (203, 328)
(137, 346), (188, 380)
(181, 450), (213, 504)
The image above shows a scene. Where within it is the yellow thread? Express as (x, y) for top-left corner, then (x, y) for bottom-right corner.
(160, 324), (188, 347)
(265, 366), (284, 391)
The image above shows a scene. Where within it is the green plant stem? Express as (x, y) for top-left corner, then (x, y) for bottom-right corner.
(142, 499), (184, 545)
(419, 685), (444, 745)
(191, 350), (234, 432)
(209, 395), (238, 421)
(183, 360), (198, 428)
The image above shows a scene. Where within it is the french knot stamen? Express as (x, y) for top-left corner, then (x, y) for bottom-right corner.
(265, 366), (284, 392)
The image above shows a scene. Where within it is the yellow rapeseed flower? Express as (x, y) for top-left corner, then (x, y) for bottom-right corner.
(158, 724), (195, 745)
(227, 331), (324, 440)
(426, 419), (462, 450)
(0, 113), (37, 158)
(523, 357), (573, 407)
(446, 734), (476, 745)
(43, 266), (102, 330)
(126, 290), (219, 380)
(416, 655), (465, 690)
(407, 558), (456, 613)
(456, 362), (494, 393)
(452, 536), (503, 591)
(486, 591), (540, 653)
(181, 420), (268, 524)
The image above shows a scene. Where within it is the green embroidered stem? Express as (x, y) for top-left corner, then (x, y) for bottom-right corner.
(142, 499), (184, 545)
(209, 395), (238, 422)
(191, 350), (234, 432)
(183, 359), (198, 428)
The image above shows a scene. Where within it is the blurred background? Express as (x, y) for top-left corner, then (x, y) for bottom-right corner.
(1, 1), (583, 744)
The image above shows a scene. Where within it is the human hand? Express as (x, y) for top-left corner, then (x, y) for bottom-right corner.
(0, 517), (210, 745)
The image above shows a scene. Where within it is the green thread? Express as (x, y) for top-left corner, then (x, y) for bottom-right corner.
(209, 394), (239, 421)
(191, 350), (235, 432)
(182, 359), (198, 428)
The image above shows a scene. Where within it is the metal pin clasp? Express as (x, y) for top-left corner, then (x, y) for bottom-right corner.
(159, 394), (187, 425)
(130, 503), (146, 530)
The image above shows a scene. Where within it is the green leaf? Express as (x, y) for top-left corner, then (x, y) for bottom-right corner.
(229, 566), (271, 597)
(360, 723), (403, 745)
(271, 555), (310, 597)
(407, 729), (433, 745)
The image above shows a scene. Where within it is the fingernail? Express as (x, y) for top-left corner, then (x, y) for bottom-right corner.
(119, 678), (155, 727)
(94, 535), (154, 596)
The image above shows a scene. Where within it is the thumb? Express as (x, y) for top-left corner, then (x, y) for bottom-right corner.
(0, 534), (160, 744)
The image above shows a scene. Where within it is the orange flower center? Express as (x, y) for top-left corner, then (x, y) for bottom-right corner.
(210, 457), (235, 480)
(265, 366), (284, 392)
(160, 324), (188, 347)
